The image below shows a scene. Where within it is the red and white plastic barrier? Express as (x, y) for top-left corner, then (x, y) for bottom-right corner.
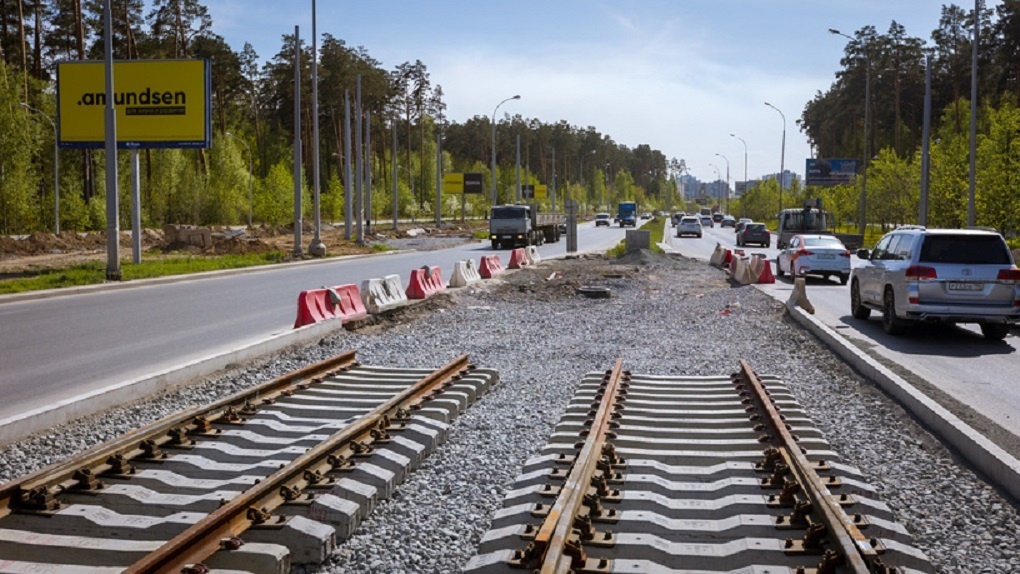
(479, 255), (504, 278)
(361, 275), (409, 313)
(449, 259), (482, 288)
(508, 248), (529, 269)
(293, 284), (367, 328)
(406, 266), (446, 300)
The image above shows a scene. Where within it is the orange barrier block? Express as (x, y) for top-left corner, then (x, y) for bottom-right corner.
(508, 248), (529, 269)
(328, 284), (369, 323)
(758, 259), (776, 284)
(479, 255), (505, 278)
(406, 266), (446, 299)
(723, 249), (733, 266)
(294, 288), (337, 328)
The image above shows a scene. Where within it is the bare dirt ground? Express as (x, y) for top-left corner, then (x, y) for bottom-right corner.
(0, 220), (486, 280)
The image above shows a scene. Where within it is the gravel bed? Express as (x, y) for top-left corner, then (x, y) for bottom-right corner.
(2, 251), (1018, 573)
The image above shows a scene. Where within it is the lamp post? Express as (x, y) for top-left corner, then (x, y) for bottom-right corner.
(830, 28), (870, 236)
(764, 101), (786, 219)
(20, 103), (59, 235)
(226, 132), (253, 227)
(490, 95), (520, 207)
(715, 152), (730, 214)
(730, 133), (747, 217)
(709, 163), (722, 207)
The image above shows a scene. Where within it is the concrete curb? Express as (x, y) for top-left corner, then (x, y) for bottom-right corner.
(784, 302), (1020, 502)
(0, 319), (343, 446)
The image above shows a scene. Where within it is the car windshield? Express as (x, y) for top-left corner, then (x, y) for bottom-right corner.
(804, 236), (842, 247)
(491, 207), (526, 220)
(919, 234), (1011, 265)
(681, 217), (698, 223)
(596, 214), (610, 220)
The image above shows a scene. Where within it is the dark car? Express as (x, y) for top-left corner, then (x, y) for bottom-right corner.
(720, 215), (736, 228)
(736, 222), (770, 247)
(712, 213), (724, 223)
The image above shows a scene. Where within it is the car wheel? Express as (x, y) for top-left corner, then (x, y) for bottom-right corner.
(775, 257), (784, 277)
(839, 273), (849, 286)
(980, 323), (1010, 340)
(850, 280), (870, 319)
(882, 287), (907, 335)
(697, 233), (702, 238)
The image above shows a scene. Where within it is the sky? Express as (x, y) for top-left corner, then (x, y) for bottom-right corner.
(204, 0), (974, 187)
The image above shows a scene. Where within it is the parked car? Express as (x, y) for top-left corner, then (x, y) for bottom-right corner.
(735, 218), (753, 233)
(776, 234), (850, 284)
(850, 226), (1020, 339)
(595, 213), (612, 227)
(736, 222), (771, 248)
(700, 215), (714, 228)
(676, 216), (702, 238)
(720, 215), (736, 228)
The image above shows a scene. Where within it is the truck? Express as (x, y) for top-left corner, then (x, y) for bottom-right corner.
(776, 200), (864, 250)
(618, 202), (638, 227)
(489, 204), (562, 249)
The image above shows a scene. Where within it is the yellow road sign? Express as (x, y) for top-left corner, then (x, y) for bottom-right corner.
(443, 173), (465, 193)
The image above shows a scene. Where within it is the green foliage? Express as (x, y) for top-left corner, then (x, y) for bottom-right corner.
(0, 252), (286, 294)
(866, 148), (920, 229)
(256, 161), (297, 225)
(976, 100), (1020, 236)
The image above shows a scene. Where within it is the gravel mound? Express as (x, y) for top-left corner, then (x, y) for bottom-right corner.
(2, 252), (1017, 573)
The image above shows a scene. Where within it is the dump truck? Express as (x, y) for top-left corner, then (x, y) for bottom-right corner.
(489, 204), (562, 249)
(776, 200), (864, 250)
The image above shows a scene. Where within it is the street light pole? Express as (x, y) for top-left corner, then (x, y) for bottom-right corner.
(715, 152), (730, 214)
(709, 164), (722, 207)
(226, 132), (253, 227)
(730, 133), (747, 217)
(830, 28), (870, 236)
(764, 101), (786, 218)
(20, 103), (59, 235)
(490, 95), (520, 207)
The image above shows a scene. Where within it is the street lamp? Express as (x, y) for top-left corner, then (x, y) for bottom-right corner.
(20, 103), (59, 235)
(764, 101), (786, 218)
(491, 95), (520, 207)
(830, 28), (869, 236)
(709, 163), (722, 207)
(226, 132), (253, 227)
(714, 152), (730, 214)
(730, 134), (747, 217)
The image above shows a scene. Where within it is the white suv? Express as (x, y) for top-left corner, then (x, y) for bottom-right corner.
(850, 227), (1020, 339)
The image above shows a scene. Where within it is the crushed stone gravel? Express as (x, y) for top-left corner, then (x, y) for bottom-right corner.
(1, 250), (1017, 574)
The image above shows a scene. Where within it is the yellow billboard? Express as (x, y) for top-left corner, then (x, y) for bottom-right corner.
(57, 59), (211, 149)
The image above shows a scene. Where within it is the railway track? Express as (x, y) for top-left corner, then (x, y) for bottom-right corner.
(0, 351), (497, 573)
(465, 359), (935, 574)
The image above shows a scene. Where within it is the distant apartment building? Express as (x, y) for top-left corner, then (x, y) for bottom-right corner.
(762, 170), (799, 189)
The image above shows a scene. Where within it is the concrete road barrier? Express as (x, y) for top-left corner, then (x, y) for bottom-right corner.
(361, 275), (409, 314)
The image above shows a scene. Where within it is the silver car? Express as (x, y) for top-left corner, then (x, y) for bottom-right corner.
(676, 216), (702, 238)
(850, 227), (1020, 339)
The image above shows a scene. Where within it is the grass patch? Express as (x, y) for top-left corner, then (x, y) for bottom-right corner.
(472, 229), (490, 240)
(607, 217), (664, 257)
(0, 252), (287, 294)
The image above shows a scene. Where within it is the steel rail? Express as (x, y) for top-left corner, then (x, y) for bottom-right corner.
(528, 359), (624, 574)
(0, 350), (359, 520)
(738, 359), (875, 573)
(126, 353), (472, 573)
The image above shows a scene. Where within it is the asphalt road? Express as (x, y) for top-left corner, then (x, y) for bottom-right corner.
(666, 220), (1020, 442)
(0, 222), (627, 422)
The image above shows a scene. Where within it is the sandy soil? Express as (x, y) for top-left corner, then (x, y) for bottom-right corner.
(0, 221), (486, 280)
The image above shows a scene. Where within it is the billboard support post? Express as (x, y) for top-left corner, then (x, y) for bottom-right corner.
(103, 0), (120, 280)
(131, 149), (141, 264)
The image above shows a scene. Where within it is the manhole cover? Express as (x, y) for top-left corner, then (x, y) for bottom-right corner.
(577, 286), (611, 299)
